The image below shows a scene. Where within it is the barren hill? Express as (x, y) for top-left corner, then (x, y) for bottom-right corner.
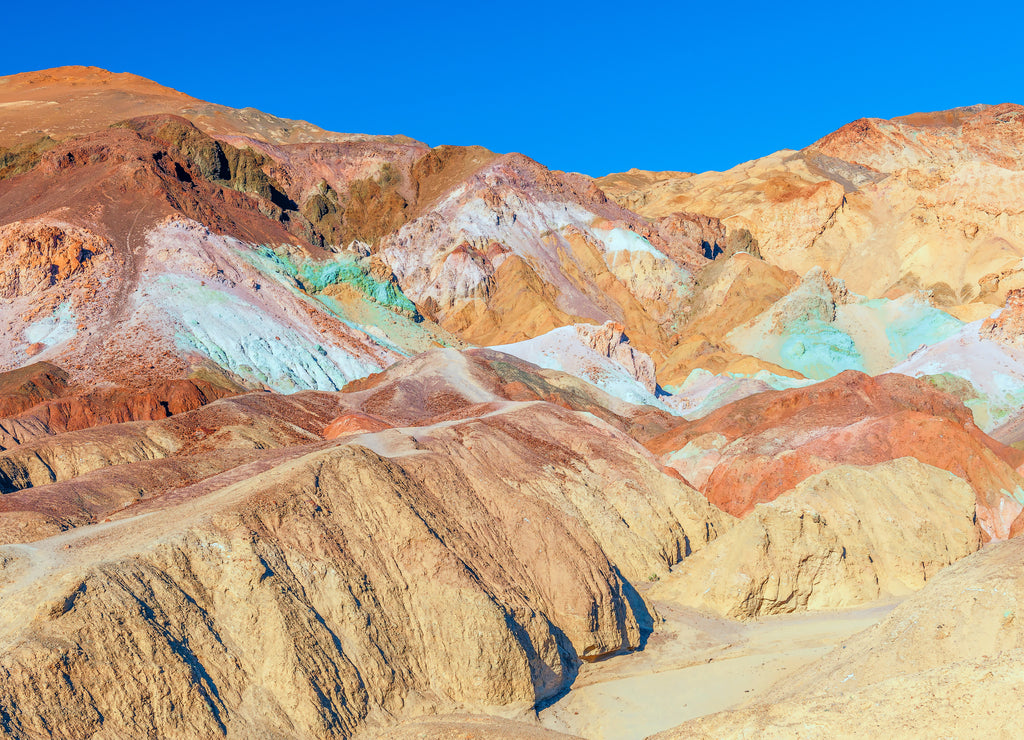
(3, 67), (1024, 738)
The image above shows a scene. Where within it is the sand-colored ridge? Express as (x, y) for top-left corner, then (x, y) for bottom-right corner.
(655, 532), (1024, 738)
(653, 458), (982, 619)
(0, 398), (728, 737)
(600, 104), (1024, 308)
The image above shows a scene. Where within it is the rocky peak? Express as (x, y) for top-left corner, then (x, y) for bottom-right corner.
(574, 322), (658, 393)
(808, 103), (1024, 172)
(980, 288), (1024, 347)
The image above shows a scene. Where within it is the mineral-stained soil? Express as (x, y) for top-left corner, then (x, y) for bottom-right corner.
(647, 370), (1024, 539)
(3, 66), (1024, 739)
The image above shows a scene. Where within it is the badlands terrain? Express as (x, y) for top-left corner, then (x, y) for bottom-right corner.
(1, 66), (1024, 738)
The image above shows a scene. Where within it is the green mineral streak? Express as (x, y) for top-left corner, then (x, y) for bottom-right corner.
(871, 299), (963, 360)
(0, 136), (56, 179)
(315, 294), (412, 356)
(920, 373), (982, 403)
(250, 246), (416, 314)
(780, 321), (865, 379)
(250, 245), (300, 279)
(300, 261), (415, 312)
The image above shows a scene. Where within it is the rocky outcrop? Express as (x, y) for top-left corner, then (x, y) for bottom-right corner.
(652, 211), (731, 262)
(655, 527), (1024, 738)
(0, 221), (111, 302)
(648, 371), (1024, 539)
(658, 336), (804, 391)
(0, 401), (728, 738)
(655, 458), (981, 618)
(980, 287), (1024, 347)
(572, 322), (658, 393)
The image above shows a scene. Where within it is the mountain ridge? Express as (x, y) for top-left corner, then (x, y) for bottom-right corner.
(3, 66), (1024, 739)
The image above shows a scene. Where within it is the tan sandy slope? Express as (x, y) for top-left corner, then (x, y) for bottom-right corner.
(0, 351), (729, 738)
(653, 458), (982, 619)
(655, 532), (1024, 738)
(0, 66), (415, 147)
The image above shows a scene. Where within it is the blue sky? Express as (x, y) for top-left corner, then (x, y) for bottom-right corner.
(3, 1), (1022, 176)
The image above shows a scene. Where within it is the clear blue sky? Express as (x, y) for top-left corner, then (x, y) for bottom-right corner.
(3, 1), (1022, 176)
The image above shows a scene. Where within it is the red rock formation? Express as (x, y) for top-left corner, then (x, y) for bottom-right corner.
(323, 411), (392, 439)
(0, 362), (69, 417)
(648, 371), (1024, 539)
(0, 362), (236, 449)
(11, 379), (236, 436)
(0, 222), (109, 300)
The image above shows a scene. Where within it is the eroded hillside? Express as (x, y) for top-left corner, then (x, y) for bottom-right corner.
(2, 66), (1024, 739)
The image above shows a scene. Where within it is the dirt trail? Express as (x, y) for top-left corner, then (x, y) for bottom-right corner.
(538, 596), (898, 740)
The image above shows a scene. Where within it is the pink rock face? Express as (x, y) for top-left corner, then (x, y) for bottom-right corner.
(574, 322), (658, 394)
(648, 371), (1024, 540)
(323, 412), (392, 439)
(980, 288), (1024, 347)
(810, 104), (1024, 172)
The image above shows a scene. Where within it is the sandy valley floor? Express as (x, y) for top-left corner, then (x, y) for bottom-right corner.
(539, 595), (900, 739)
